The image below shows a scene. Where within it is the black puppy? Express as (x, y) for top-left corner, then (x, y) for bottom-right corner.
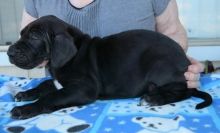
(7, 15), (212, 119)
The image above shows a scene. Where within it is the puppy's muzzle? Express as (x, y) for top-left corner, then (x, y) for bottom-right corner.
(7, 45), (30, 66)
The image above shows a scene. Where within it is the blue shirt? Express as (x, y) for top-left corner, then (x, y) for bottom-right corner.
(24, 0), (170, 37)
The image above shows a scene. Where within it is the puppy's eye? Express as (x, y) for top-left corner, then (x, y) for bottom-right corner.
(30, 32), (41, 40)
(29, 28), (43, 40)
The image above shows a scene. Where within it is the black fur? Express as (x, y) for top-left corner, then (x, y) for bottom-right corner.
(7, 15), (212, 119)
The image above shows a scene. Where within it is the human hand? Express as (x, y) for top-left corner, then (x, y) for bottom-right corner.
(184, 56), (204, 88)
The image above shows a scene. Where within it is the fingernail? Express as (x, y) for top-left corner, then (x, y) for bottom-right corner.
(184, 73), (189, 78)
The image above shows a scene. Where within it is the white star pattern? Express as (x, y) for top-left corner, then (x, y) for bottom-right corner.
(189, 127), (197, 131)
(108, 117), (115, 120)
(192, 118), (200, 122)
(211, 77), (217, 80)
(118, 120), (126, 125)
(104, 128), (112, 132)
(89, 104), (96, 107)
(93, 107), (99, 110)
(204, 124), (212, 128)
(90, 113), (97, 117)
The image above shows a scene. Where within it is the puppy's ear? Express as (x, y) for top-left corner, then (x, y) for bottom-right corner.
(50, 32), (77, 68)
(66, 26), (83, 49)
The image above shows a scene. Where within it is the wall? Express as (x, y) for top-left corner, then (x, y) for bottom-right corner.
(0, 0), (23, 45)
(177, 0), (220, 38)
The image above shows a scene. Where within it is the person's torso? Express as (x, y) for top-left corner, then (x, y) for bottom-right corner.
(34, 0), (157, 37)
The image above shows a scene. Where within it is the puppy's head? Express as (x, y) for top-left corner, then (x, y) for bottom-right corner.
(7, 15), (78, 69)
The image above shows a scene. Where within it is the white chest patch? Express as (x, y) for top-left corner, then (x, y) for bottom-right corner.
(53, 80), (63, 90)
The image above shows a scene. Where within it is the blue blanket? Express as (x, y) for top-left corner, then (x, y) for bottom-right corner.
(0, 74), (220, 133)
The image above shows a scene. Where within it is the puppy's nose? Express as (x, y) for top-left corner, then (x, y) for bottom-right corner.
(7, 46), (16, 57)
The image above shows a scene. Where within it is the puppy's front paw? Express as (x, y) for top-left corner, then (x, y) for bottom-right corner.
(10, 104), (41, 119)
(14, 92), (37, 102)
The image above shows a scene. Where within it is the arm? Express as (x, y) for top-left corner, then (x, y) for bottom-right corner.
(155, 0), (188, 51)
(155, 0), (204, 88)
(20, 9), (37, 30)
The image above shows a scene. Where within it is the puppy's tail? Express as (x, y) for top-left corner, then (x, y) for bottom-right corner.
(191, 89), (212, 109)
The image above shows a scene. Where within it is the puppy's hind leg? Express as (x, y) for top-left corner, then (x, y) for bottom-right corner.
(140, 82), (191, 106)
(15, 79), (57, 102)
(138, 82), (162, 106)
